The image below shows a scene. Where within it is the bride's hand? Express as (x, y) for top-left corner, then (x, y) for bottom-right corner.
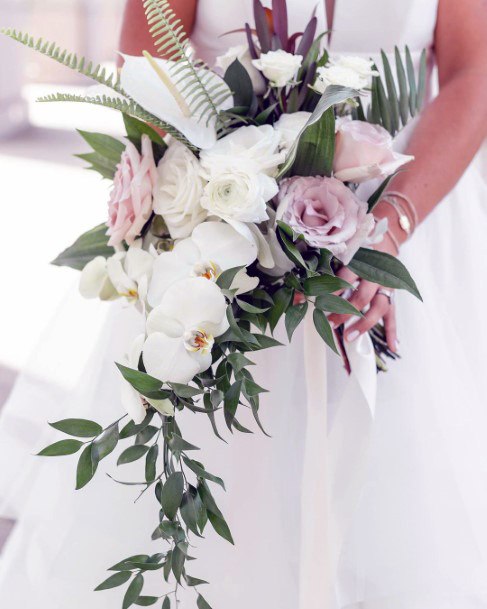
(328, 234), (399, 353)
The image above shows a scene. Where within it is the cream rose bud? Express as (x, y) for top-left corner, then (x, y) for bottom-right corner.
(333, 119), (414, 183)
(315, 56), (378, 93)
(274, 111), (311, 152)
(215, 44), (266, 94)
(252, 50), (303, 88)
(153, 140), (207, 239)
(277, 175), (375, 265)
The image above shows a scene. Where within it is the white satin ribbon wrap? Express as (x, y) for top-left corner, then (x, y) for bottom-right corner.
(299, 312), (377, 608)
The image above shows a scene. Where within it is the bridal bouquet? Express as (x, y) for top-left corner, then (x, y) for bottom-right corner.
(2, 1), (424, 606)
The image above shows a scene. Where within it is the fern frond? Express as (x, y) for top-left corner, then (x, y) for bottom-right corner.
(1, 28), (123, 93)
(37, 93), (194, 149)
(142, 0), (231, 126)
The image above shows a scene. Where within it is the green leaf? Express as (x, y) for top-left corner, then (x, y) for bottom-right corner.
(235, 299), (269, 314)
(226, 352), (254, 372)
(197, 594), (213, 609)
(416, 48), (427, 111)
(405, 46), (417, 115)
(367, 173), (398, 212)
(291, 106), (335, 177)
(347, 248), (422, 300)
(135, 596), (159, 606)
(120, 412), (155, 438)
(162, 597), (171, 609)
(207, 510), (234, 545)
(376, 74), (393, 134)
(92, 424), (119, 462)
(123, 574), (144, 609)
(180, 490), (201, 536)
(168, 434), (200, 453)
(77, 129), (125, 163)
(315, 294), (362, 316)
(285, 302), (308, 341)
(395, 46), (410, 127)
(278, 85), (358, 178)
(123, 113), (166, 147)
(109, 555), (149, 571)
(224, 59), (255, 108)
(381, 51), (399, 134)
(313, 308), (339, 354)
(51, 223), (114, 271)
(182, 457), (225, 490)
(169, 383), (204, 399)
(95, 571), (132, 591)
(135, 425), (159, 445)
(117, 445), (150, 466)
(224, 381), (241, 430)
(185, 575), (209, 587)
(75, 151), (118, 180)
(242, 378), (267, 397)
(160, 472), (184, 520)
(145, 444), (159, 482)
(38, 439), (83, 457)
(277, 226), (308, 269)
(171, 544), (185, 583)
(49, 418), (102, 438)
(76, 444), (98, 489)
(303, 275), (353, 296)
(216, 266), (245, 290)
(116, 364), (168, 400)
(268, 287), (293, 333)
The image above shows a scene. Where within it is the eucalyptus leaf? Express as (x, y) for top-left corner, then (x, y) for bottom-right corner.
(162, 597), (171, 609)
(171, 544), (185, 583)
(135, 596), (159, 606)
(207, 510), (234, 545)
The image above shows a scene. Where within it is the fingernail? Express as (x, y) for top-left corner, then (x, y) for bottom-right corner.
(330, 321), (337, 329)
(394, 339), (400, 352)
(346, 330), (360, 342)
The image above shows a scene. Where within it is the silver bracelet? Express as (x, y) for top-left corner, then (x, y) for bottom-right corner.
(381, 195), (413, 236)
(385, 191), (419, 230)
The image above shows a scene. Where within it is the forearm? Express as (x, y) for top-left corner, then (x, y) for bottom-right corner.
(374, 69), (487, 246)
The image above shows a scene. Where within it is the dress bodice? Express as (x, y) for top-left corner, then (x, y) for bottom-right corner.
(191, 0), (439, 66)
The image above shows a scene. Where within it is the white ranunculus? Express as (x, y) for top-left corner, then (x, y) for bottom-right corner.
(200, 164), (277, 225)
(200, 125), (285, 177)
(252, 50), (303, 88)
(148, 221), (258, 306)
(120, 54), (233, 149)
(154, 140), (207, 239)
(215, 44), (266, 94)
(121, 334), (174, 424)
(143, 277), (229, 384)
(315, 56), (378, 93)
(274, 111), (312, 152)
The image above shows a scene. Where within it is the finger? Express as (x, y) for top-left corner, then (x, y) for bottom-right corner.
(329, 280), (378, 328)
(344, 294), (390, 342)
(335, 266), (358, 295)
(384, 305), (398, 352)
(293, 292), (306, 305)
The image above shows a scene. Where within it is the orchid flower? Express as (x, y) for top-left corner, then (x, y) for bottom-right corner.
(143, 277), (229, 385)
(120, 54), (233, 150)
(121, 335), (174, 424)
(148, 221), (259, 307)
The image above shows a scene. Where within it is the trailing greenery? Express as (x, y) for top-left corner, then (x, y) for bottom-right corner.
(368, 46), (427, 136)
(0, 28), (123, 93)
(143, 0), (232, 126)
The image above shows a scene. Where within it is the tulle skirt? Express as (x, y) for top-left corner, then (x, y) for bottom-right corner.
(0, 146), (486, 609)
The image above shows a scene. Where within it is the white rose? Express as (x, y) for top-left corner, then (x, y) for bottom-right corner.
(215, 44), (266, 94)
(200, 163), (277, 224)
(153, 140), (207, 239)
(200, 125), (285, 177)
(274, 111), (311, 153)
(315, 55), (378, 93)
(252, 50), (303, 88)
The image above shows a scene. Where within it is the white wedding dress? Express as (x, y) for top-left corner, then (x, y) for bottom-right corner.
(1, 1), (487, 608)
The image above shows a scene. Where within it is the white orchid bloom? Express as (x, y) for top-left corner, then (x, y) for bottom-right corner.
(148, 221), (258, 307)
(120, 54), (233, 150)
(143, 277), (229, 385)
(121, 334), (174, 424)
(80, 246), (155, 309)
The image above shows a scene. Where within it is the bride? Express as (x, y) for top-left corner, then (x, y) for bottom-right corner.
(0, 0), (486, 607)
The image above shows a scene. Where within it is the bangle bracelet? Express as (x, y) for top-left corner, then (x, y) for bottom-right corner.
(385, 190), (419, 229)
(381, 196), (413, 235)
(385, 228), (400, 254)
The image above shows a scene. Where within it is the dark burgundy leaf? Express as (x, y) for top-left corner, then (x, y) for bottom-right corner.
(253, 0), (272, 53)
(272, 0), (289, 48)
(296, 16), (317, 57)
(245, 23), (259, 59)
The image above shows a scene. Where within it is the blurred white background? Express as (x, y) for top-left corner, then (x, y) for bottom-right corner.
(0, 0), (128, 401)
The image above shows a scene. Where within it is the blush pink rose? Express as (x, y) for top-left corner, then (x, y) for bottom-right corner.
(277, 175), (375, 265)
(333, 119), (414, 183)
(107, 134), (158, 246)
